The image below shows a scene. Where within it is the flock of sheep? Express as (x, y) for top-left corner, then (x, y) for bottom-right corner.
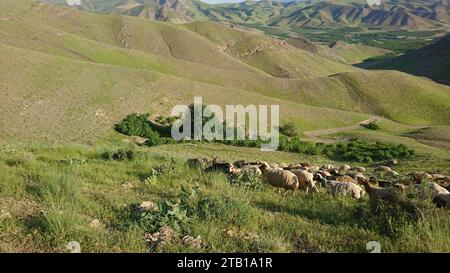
(187, 158), (450, 208)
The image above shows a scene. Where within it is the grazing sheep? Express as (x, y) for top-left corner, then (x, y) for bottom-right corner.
(287, 163), (302, 170)
(351, 166), (367, 173)
(301, 162), (312, 167)
(384, 170), (400, 177)
(321, 164), (335, 171)
(187, 158), (209, 168)
(263, 169), (299, 192)
(339, 164), (351, 174)
(318, 170), (332, 178)
(374, 166), (392, 173)
(233, 160), (248, 168)
(431, 174), (445, 181)
(278, 162), (288, 169)
(393, 183), (408, 192)
(308, 166), (320, 173)
(205, 162), (233, 174)
(414, 182), (449, 197)
(357, 177), (402, 202)
(228, 165), (242, 175)
(409, 172), (433, 184)
(433, 193), (450, 209)
(270, 163), (280, 169)
(368, 177), (394, 188)
(290, 170), (317, 193)
(350, 172), (367, 181)
(241, 165), (262, 177)
(316, 175), (365, 199)
(384, 159), (399, 166)
(333, 175), (357, 184)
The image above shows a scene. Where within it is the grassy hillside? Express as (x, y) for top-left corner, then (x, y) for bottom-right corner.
(0, 139), (449, 253)
(361, 34), (450, 85)
(1, 0), (450, 254)
(1, 0), (450, 143)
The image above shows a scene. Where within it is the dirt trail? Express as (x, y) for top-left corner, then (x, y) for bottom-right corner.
(304, 117), (379, 143)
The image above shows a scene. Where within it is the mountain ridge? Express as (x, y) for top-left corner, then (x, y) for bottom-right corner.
(42, 0), (450, 30)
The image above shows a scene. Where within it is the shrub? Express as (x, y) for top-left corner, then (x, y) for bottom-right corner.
(102, 149), (136, 161)
(197, 195), (257, 228)
(115, 113), (159, 140)
(279, 122), (299, 137)
(133, 200), (189, 234)
(363, 122), (381, 130)
(228, 171), (262, 189)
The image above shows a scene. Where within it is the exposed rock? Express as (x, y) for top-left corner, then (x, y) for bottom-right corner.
(89, 219), (103, 229)
(145, 226), (177, 251)
(121, 181), (134, 190)
(138, 201), (156, 212)
(181, 235), (203, 249)
(243, 232), (259, 241)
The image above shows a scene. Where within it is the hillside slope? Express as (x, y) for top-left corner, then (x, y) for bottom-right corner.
(361, 34), (450, 85)
(1, 0), (450, 143)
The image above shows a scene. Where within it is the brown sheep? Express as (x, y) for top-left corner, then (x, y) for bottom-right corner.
(357, 177), (402, 202)
(263, 169), (299, 192)
(409, 172), (433, 184)
(334, 175), (357, 184)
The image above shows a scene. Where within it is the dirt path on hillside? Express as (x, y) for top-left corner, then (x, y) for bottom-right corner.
(303, 117), (379, 143)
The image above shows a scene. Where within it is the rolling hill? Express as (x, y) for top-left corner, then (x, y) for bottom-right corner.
(1, 0), (450, 144)
(361, 33), (450, 85)
(42, 0), (450, 30)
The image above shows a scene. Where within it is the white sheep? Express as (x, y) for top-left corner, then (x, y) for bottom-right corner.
(339, 164), (351, 174)
(290, 169), (317, 193)
(384, 170), (399, 177)
(374, 166), (392, 173)
(316, 175), (365, 199)
(414, 182), (449, 197)
(322, 164), (335, 171)
(241, 165), (262, 177)
(351, 166), (367, 173)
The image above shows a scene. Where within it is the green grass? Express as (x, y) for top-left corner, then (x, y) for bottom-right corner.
(0, 140), (449, 253)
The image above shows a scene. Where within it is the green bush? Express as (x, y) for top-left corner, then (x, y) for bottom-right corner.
(197, 195), (258, 228)
(354, 188), (438, 239)
(363, 122), (381, 130)
(132, 200), (189, 234)
(279, 122), (299, 137)
(334, 141), (414, 162)
(115, 115), (414, 163)
(101, 149), (135, 161)
(115, 113), (160, 140)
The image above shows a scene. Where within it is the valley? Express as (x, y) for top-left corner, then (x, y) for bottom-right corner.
(0, 0), (449, 254)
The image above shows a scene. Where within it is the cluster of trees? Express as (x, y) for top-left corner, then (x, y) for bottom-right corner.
(115, 113), (415, 163)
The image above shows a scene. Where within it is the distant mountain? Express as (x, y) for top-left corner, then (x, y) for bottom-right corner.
(272, 0), (450, 29)
(41, 0), (450, 29)
(362, 34), (450, 85)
